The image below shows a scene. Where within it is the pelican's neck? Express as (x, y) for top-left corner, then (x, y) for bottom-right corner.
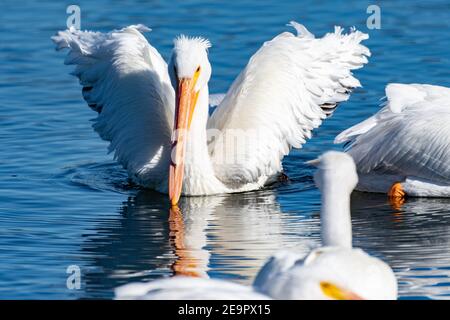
(183, 86), (225, 195)
(320, 179), (352, 249)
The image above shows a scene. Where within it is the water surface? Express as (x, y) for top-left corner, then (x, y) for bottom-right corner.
(0, 0), (449, 299)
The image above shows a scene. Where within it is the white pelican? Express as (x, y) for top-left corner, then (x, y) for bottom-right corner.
(335, 83), (450, 205)
(115, 151), (397, 300)
(253, 151), (397, 300)
(52, 22), (370, 205)
(115, 277), (270, 300)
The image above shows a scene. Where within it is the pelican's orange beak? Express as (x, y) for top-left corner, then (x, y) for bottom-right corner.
(320, 281), (365, 300)
(169, 70), (200, 206)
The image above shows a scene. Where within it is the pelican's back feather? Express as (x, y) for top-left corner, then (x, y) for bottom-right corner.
(335, 83), (450, 184)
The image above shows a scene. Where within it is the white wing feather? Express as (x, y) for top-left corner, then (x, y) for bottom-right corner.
(52, 25), (174, 190)
(335, 83), (450, 184)
(208, 22), (370, 186)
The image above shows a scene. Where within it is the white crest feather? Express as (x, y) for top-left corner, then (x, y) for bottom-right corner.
(174, 35), (211, 52)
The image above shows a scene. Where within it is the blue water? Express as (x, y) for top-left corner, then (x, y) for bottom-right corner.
(1, 0), (450, 299)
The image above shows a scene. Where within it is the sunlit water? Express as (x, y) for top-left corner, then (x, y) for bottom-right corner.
(0, 0), (449, 299)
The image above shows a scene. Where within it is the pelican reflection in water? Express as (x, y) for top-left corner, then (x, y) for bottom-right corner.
(77, 183), (450, 299)
(79, 188), (314, 298)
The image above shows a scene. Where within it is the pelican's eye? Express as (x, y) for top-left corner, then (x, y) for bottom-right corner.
(193, 66), (201, 84)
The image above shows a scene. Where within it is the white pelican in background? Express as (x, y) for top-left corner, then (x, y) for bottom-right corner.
(52, 22), (370, 205)
(115, 151), (397, 300)
(335, 83), (450, 204)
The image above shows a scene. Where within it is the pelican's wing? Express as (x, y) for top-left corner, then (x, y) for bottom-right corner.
(52, 25), (174, 188)
(335, 84), (450, 183)
(115, 277), (270, 300)
(253, 250), (306, 294)
(207, 22), (370, 186)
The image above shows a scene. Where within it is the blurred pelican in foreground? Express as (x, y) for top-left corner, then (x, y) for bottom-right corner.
(335, 83), (450, 207)
(115, 151), (397, 300)
(254, 152), (397, 300)
(52, 22), (370, 205)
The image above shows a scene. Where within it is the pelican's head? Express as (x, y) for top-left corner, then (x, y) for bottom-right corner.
(308, 151), (358, 194)
(169, 35), (212, 90)
(168, 36), (212, 206)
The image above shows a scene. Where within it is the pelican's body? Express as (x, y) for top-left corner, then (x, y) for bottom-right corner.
(115, 151), (397, 300)
(254, 247), (396, 300)
(52, 23), (370, 204)
(335, 84), (450, 198)
(115, 277), (270, 300)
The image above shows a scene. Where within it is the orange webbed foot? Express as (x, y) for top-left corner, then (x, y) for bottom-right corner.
(388, 182), (406, 210)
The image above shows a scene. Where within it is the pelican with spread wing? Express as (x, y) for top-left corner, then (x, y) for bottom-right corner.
(52, 22), (370, 205)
